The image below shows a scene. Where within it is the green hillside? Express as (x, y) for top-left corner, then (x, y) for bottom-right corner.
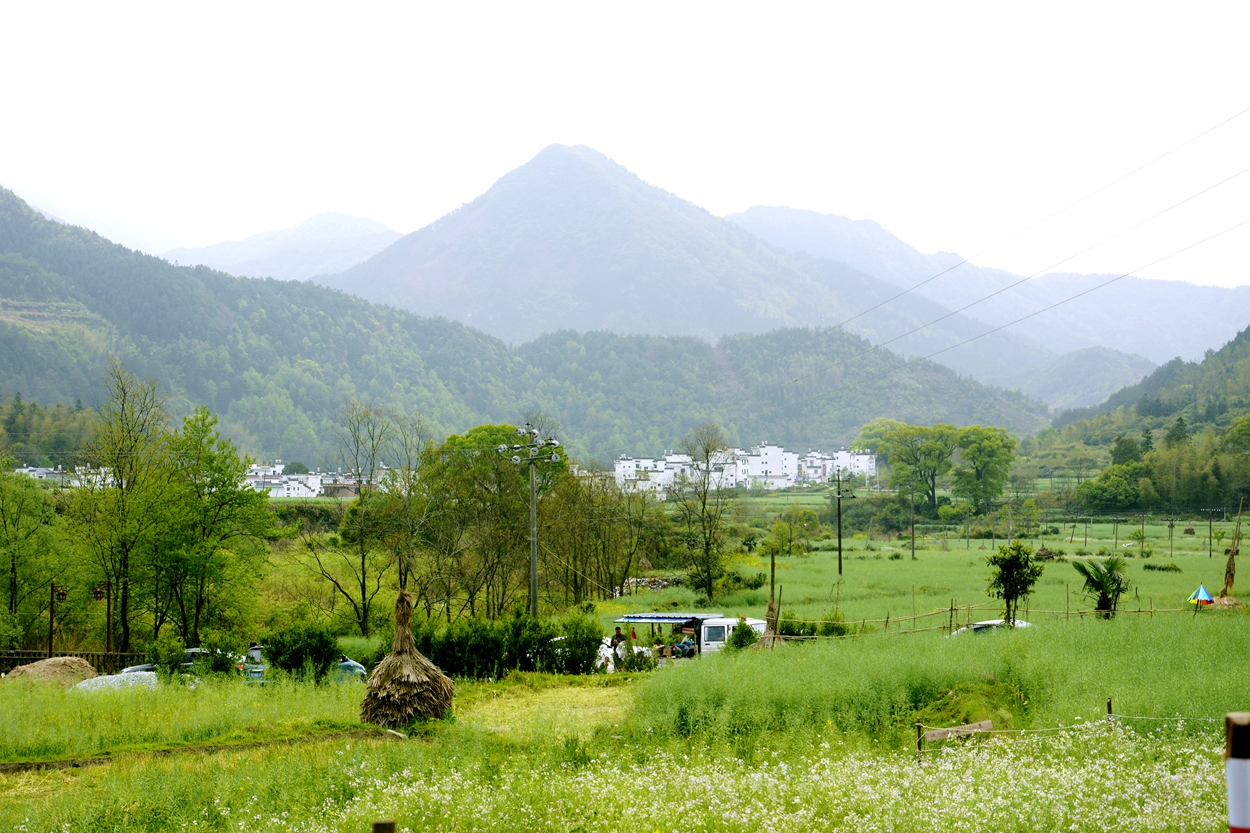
(0, 186), (1051, 464)
(1023, 325), (1250, 477)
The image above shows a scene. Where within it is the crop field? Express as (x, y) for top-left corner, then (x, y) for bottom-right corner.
(2, 525), (1245, 832)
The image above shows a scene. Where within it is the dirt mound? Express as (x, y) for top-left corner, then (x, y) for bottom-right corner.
(6, 656), (98, 686)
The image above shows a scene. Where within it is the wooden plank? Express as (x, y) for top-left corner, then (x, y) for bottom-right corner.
(924, 720), (993, 742)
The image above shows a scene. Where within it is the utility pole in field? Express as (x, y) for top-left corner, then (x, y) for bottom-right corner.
(500, 423), (561, 616)
(831, 469), (856, 576)
(1201, 508), (1221, 558)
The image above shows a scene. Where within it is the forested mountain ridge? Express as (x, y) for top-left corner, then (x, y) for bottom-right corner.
(321, 144), (1055, 385)
(0, 185), (1052, 465)
(1022, 323), (1250, 480)
(729, 205), (1250, 367)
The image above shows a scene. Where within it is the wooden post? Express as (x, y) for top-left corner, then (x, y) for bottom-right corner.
(916, 721), (924, 763)
(1227, 713), (1250, 833)
(1107, 698), (1113, 725)
(1066, 584), (1070, 621)
(373, 823), (397, 833)
(912, 586), (917, 630)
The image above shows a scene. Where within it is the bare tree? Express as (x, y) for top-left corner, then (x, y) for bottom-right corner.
(302, 400), (397, 636)
(669, 423), (736, 602)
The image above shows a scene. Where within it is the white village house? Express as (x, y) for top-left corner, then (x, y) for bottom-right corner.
(614, 442), (876, 495)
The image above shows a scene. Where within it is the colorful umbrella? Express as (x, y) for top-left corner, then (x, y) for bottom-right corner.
(1188, 584), (1214, 605)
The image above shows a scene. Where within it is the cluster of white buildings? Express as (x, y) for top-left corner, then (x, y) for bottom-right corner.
(613, 443), (876, 496)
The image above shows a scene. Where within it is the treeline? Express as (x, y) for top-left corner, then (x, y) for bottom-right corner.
(1071, 416), (1250, 511)
(0, 392), (93, 467)
(1, 365), (725, 654)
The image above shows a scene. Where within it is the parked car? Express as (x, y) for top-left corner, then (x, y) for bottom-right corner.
(241, 645), (366, 683)
(121, 647), (217, 674)
(949, 619), (1033, 637)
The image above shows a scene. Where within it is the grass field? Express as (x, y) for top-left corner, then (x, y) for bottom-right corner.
(2, 521), (1244, 831)
(602, 520), (1228, 630)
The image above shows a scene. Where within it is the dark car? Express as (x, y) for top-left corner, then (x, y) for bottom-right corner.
(242, 645), (366, 683)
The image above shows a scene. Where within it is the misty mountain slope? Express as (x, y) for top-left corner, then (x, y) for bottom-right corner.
(996, 346), (1156, 410)
(0, 185), (1051, 463)
(164, 213), (402, 281)
(729, 205), (1250, 365)
(321, 144), (1055, 383)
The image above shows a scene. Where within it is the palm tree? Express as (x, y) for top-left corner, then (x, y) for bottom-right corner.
(1072, 556), (1130, 619)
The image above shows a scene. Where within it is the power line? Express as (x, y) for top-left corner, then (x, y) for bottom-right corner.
(742, 102), (1250, 371)
(764, 216), (1250, 414)
(758, 164), (1250, 400)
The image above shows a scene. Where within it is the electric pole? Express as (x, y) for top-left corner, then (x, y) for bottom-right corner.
(499, 423), (561, 616)
(1201, 508), (1221, 558)
(831, 469), (855, 576)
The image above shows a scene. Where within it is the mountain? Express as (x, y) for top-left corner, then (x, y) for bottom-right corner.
(0, 185), (1051, 465)
(728, 205), (1250, 366)
(320, 144), (1057, 384)
(996, 346), (1156, 411)
(163, 213), (401, 281)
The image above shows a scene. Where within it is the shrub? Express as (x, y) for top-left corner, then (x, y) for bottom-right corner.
(616, 638), (657, 672)
(501, 613), (558, 673)
(263, 623), (341, 681)
(194, 631), (243, 675)
(1143, 561), (1183, 573)
(779, 610), (816, 637)
(726, 620), (759, 650)
(553, 614), (603, 675)
(150, 632), (187, 678)
(888, 552), (903, 561)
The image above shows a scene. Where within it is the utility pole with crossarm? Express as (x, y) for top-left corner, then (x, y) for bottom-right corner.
(499, 423), (561, 616)
(831, 469), (856, 576)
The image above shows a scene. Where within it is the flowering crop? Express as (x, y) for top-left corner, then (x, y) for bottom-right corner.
(204, 724), (1223, 833)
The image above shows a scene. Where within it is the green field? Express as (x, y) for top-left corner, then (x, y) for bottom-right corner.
(2, 527), (1244, 832)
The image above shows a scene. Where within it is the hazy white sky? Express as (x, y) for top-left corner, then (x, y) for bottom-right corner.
(2, 2), (1248, 286)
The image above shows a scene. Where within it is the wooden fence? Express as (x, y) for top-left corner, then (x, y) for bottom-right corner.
(0, 650), (148, 675)
(779, 597), (1200, 640)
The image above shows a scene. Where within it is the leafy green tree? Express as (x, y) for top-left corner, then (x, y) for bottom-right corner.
(985, 540), (1044, 625)
(670, 423), (735, 602)
(1164, 417), (1190, 449)
(1072, 556), (1130, 619)
(69, 364), (170, 652)
(951, 426), (1016, 514)
(1110, 435), (1142, 465)
(880, 423), (959, 513)
(165, 407), (272, 646)
(0, 458), (62, 646)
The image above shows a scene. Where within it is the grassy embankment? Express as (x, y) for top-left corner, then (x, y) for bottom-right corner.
(1, 612), (1244, 831)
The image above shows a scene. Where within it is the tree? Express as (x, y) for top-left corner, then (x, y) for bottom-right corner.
(669, 423), (735, 602)
(165, 407), (272, 646)
(951, 426), (1016, 515)
(1164, 417), (1190, 449)
(377, 412), (434, 592)
(302, 400), (397, 636)
(0, 459), (61, 647)
(1071, 556), (1129, 619)
(985, 540), (1044, 625)
(1110, 435), (1142, 465)
(69, 364), (170, 652)
(880, 423), (959, 513)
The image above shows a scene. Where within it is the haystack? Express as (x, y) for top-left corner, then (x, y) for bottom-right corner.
(5, 656), (98, 687)
(360, 592), (453, 728)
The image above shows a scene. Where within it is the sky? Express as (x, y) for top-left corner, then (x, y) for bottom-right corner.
(2, 2), (1248, 286)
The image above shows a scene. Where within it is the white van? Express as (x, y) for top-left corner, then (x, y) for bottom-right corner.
(697, 616), (767, 653)
(615, 612), (767, 655)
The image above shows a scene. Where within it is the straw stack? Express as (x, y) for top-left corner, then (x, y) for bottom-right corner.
(360, 592), (454, 728)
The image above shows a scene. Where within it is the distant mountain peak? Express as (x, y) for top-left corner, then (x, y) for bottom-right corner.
(162, 212), (401, 281)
